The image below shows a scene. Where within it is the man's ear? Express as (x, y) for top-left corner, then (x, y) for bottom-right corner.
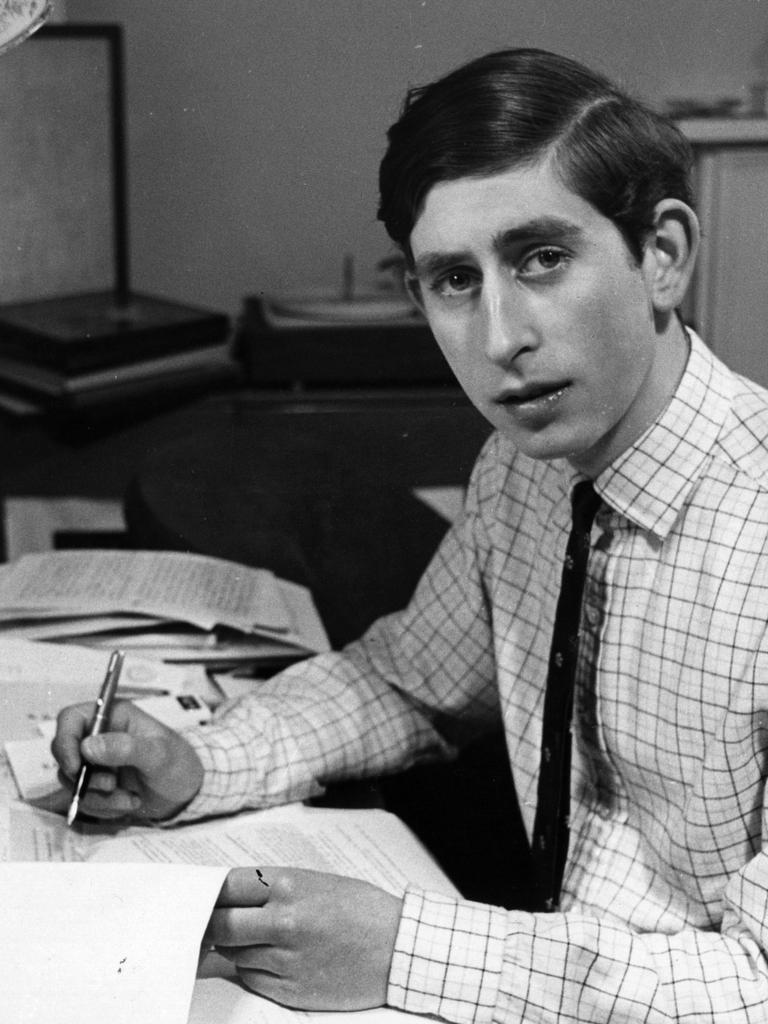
(404, 272), (426, 315)
(643, 199), (700, 314)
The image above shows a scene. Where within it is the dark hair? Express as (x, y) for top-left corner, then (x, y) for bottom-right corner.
(378, 48), (694, 264)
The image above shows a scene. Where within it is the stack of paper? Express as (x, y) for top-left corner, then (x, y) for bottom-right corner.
(0, 802), (457, 1024)
(0, 549), (329, 670)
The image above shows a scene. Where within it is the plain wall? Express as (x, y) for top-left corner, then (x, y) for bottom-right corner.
(65, 0), (768, 319)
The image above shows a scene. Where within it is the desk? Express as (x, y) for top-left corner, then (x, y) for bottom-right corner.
(0, 389), (534, 907)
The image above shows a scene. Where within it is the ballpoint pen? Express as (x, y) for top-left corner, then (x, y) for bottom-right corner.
(66, 649), (125, 828)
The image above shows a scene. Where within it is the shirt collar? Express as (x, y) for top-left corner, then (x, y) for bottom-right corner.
(587, 331), (733, 539)
(556, 331), (733, 539)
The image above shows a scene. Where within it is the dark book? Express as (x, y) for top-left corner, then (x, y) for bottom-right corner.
(0, 291), (231, 373)
(0, 343), (241, 414)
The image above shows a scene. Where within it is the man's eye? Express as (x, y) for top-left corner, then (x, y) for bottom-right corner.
(431, 270), (477, 297)
(519, 247), (569, 277)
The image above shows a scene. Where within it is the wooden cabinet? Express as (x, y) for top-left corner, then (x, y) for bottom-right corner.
(679, 119), (768, 387)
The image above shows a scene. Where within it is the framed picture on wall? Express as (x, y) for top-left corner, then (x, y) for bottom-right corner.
(0, 23), (128, 304)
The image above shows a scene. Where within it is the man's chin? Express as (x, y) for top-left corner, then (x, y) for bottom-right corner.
(493, 425), (583, 465)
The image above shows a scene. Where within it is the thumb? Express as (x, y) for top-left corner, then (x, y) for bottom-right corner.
(81, 731), (169, 772)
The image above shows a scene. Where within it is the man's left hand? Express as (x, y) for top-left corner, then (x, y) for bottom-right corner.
(206, 866), (403, 1010)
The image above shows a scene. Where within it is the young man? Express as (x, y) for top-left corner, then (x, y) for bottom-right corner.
(53, 49), (768, 1022)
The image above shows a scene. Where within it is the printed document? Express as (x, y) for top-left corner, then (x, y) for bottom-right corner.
(2, 802), (456, 1024)
(0, 549), (290, 633)
(89, 803), (458, 897)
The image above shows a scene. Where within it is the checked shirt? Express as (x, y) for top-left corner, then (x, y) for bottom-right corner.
(182, 331), (768, 1023)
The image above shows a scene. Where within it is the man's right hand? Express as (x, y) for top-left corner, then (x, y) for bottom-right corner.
(51, 699), (204, 822)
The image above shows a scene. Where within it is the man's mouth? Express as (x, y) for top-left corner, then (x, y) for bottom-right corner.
(495, 382), (570, 407)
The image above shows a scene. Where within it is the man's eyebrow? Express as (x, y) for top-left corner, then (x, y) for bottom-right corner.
(412, 217), (585, 278)
(411, 250), (472, 279)
(493, 217), (584, 251)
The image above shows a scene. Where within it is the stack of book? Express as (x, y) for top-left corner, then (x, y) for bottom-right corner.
(0, 290), (237, 414)
(0, 548), (329, 678)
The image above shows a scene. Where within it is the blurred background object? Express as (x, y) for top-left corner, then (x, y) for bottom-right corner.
(0, 0), (51, 55)
(0, 23), (235, 417)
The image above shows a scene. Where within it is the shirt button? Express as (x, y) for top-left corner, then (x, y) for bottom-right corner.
(585, 605), (600, 626)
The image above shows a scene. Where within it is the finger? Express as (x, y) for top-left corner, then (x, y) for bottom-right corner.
(51, 703), (95, 776)
(235, 967), (299, 1007)
(52, 699), (141, 776)
(27, 788), (72, 814)
(206, 906), (273, 946)
(86, 770), (118, 794)
(57, 766), (132, 798)
(235, 965), (282, 996)
(78, 731), (134, 768)
(76, 787), (142, 820)
(216, 867), (274, 907)
(213, 944), (273, 968)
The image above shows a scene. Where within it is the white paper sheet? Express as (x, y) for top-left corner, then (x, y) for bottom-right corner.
(0, 799), (127, 862)
(0, 802), (456, 1024)
(5, 735), (60, 800)
(0, 612), (171, 640)
(0, 550), (289, 633)
(412, 485), (466, 523)
(0, 749), (19, 801)
(193, 953), (440, 1024)
(192, 984), (439, 1024)
(88, 804), (457, 898)
(278, 578), (331, 653)
(0, 861), (227, 1024)
(0, 637), (189, 711)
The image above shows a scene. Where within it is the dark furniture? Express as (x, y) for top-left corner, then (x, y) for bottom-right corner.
(234, 297), (460, 393)
(125, 392), (489, 646)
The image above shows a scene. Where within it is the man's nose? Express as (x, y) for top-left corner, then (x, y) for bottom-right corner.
(481, 280), (537, 366)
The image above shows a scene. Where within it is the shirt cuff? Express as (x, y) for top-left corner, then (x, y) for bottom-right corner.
(159, 715), (324, 825)
(167, 724), (246, 822)
(388, 887), (507, 1024)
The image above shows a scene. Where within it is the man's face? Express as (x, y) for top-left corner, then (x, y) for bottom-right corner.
(408, 159), (681, 476)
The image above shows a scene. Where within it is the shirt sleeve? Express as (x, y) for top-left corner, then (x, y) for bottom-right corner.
(386, 864), (768, 1024)
(384, 618), (768, 1024)
(175, 438), (503, 823)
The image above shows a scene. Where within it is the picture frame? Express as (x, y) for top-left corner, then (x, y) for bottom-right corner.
(0, 23), (129, 304)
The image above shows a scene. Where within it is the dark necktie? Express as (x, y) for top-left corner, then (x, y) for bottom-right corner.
(532, 480), (601, 911)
